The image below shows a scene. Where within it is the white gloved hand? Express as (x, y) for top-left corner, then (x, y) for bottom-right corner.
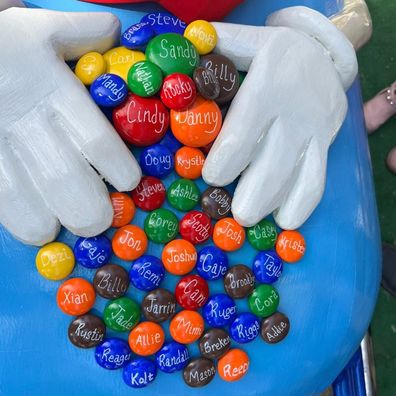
(202, 6), (358, 229)
(0, 7), (141, 246)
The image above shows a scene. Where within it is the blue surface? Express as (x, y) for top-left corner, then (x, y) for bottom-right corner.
(0, 0), (381, 395)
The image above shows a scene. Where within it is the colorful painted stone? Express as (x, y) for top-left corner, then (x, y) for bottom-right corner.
(129, 255), (165, 291)
(175, 274), (209, 310)
(179, 210), (212, 245)
(160, 130), (182, 154)
(184, 20), (217, 55)
(95, 338), (132, 370)
(36, 242), (74, 281)
(213, 218), (245, 252)
(123, 358), (157, 388)
(121, 22), (155, 50)
(217, 349), (249, 382)
(201, 187), (232, 220)
(155, 341), (189, 373)
(110, 192), (136, 228)
(170, 96), (222, 147)
(90, 73), (128, 107)
(128, 61), (163, 97)
(112, 225), (148, 261)
(202, 293), (237, 327)
(183, 357), (216, 387)
(199, 328), (231, 359)
(139, 144), (174, 178)
(103, 46), (145, 82)
(261, 312), (290, 344)
(200, 54), (240, 104)
(141, 12), (186, 35)
(167, 178), (200, 211)
(193, 67), (220, 100)
(68, 313), (106, 348)
(131, 176), (166, 211)
(161, 239), (197, 275)
(144, 208), (179, 244)
(170, 310), (204, 344)
(276, 230), (306, 263)
(146, 33), (199, 77)
(252, 250), (283, 284)
(75, 52), (106, 85)
(247, 219), (277, 250)
(223, 264), (255, 299)
(175, 146), (205, 179)
(230, 313), (260, 344)
(141, 288), (177, 323)
(103, 296), (141, 332)
(128, 321), (165, 356)
(113, 94), (169, 146)
(93, 264), (130, 299)
(196, 246), (228, 281)
(56, 278), (95, 316)
(73, 235), (111, 269)
(160, 73), (196, 110)
(248, 284), (279, 318)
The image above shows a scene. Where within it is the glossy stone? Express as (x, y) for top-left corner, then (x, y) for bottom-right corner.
(127, 61), (163, 97)
(123, 358), (157, 388)
(139, 144), (174, 178)
(247, 219), (277, 250)
(184, 20), (217, 55)
(95, 338), (132, 370)
(110, 192), (136, 228)
(213, 218), (245, 252)
(248, 284), (280, 318)
(93, 264), (130, 299)
(179, 210), (212, 245)
(146, 33), (199, 76)
(111, 225), (148, 261)
(103, 297), (141, 332)
(167, 178), (200, 211)
(201, 187), (232, 220)
(73, 235), (111, 269)
(141, 12), (186, 35)
(230, 313), (260, 344)
(199, 328), (231, 359)
(155, 341), (189, 373)
(128, 321), (165, 356)
(90, 73), (128, 107)
(217, 349), (249, 382)
(174, 146), (205, 179)
(175, 274), (209, 309)
(75, 51), (106, 85)
(121, 22), (155, 49)
(275, 230), (306, 263)
(196, 246), (228, 281)
(183, 357), (216, 387)
(170, 310), (204, 344)
(252, 250), (283, 284)
(160, 73), (196, 110)
(200, 54), (240, 104)
(162, 239), (197, 275)
(193, 67), (220, 100)
(223, 264), (255, 299)
(129, 255), (165, 291)
(68, 314), (105, 348)
(144, 208), (179, 244)
(261, 312), (290, 344)
(131, 176), (166, 211)
(202, 293), (237, 327)
(141, 288), (177, 322)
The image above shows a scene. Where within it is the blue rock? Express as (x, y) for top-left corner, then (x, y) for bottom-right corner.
(140, 12), (186, 35)
(90, 73), (128, 107)
(73, 235), (112, 269)
(123, 358), (157, 388)
(202, 293), (237, 327)
(139, 144), (174, 178)
(129, 255), (165, 291)
(160, 130), (182, 154)
(196, 246), (229, 281)
(95, 338), (131, 370)
(121, 22), (155, 49)
(155, 341), (189, 373)
(230, 313), (260, 344)
(252, 250), (283, 284)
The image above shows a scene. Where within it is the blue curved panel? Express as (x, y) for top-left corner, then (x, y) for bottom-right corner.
(0, 1), (380, 395)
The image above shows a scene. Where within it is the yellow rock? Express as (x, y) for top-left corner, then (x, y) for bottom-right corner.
(75, 52), (106, 85)
(184, 20), (217, 55)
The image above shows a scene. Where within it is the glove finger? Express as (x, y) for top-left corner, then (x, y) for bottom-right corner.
(51, 66), (141, 192)
(0, 142), (60, 246)
(9, 108), (113, 237)
(274, 137), (327, 229)
(231, 119), (307, 227)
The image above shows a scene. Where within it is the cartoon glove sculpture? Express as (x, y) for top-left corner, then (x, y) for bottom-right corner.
(0, 7), (141, 245)
(202, 7), (358, 229)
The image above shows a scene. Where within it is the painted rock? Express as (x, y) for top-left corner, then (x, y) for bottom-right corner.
(103, 296), (141, 332)
(202, 293), (237, 327)
(252, 250), (283, 284)
(127, 61), (163, 97)
(276, 230), (306, 263)
(141, 288), (177, 322)
(160, 73), (196, 110)
(95, 338), (132, 370)
(201, 187), (232, 220)
(248, 284), (280, 318)
(93, 264), (130, 299)
(230, 313), (260, 344)
(184, 20), (217, 55)
(213, 218), (245, 252)
(217, 349), (249, 382)
(110, 192), (136, 228)
(75, 52), (105, 85)
(179, 210), (212, 245)
(161, 239), (197, 275)
(144, 208), (179, 244)
(139, 144), (174, 178)
(113, 94), (169, 147)
(175, 274), (209, 310)
(123, 358), (157, 388)
(199, 328), (231, 359)
(261, 312), (290, 344)
(128, 321), (165, 356)
(183, 357), (216, 387)
(121, 22), (155, 50)
(68, 313), (106, 348)
(193, 67), (220, 100)
(155, 341), (189, 373)
(196, 245), (229, 281)
(131, 176), (166, 211)
(247, 219), (277, 250)
(175, 146), (205, 179)
(129, 255), (165, 291)
(141, 12), (186, 35)
(167, 178), (200, 211)
(90, 73), (128, 107)
(73, 235), (111, 269)
(170, 310), (204, 344)
(111, 225), (148, 261)
(146, 33), (198, 76)
(223, 264), (255, 299)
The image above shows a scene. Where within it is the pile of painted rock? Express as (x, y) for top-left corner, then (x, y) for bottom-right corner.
(34, 11), (306, 389)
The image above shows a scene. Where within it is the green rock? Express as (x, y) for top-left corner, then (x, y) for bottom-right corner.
(248, 284), (279, 317)
(103, 297), (140, 332)
(167, 178), (200, 211)
(127, 60), (163, 97)
(247, 219), (277, 250)
(144, 208), (179, 243)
